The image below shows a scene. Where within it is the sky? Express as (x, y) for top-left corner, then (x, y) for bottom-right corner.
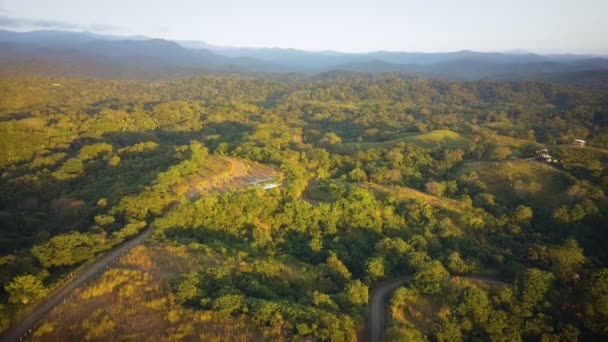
(0, 0), (606, 54)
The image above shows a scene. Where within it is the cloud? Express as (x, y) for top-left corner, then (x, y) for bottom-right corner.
(0, 15), (118, 32)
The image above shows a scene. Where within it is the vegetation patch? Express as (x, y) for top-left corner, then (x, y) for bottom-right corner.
(459, 160), (573, 210)
(334, 130), (471, 153)
(34, 244), (262, 341)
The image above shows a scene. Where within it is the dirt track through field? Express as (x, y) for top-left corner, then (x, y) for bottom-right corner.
(0, 228), (154, 342)
(0, 158), (278, 342)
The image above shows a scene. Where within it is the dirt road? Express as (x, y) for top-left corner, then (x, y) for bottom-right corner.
(0, 227), (154, 342)
(365, 276), (413, 342)
(365, 274), (509, 342)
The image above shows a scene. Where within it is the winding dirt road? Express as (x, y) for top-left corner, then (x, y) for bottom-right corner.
(365, 274), (509, 342)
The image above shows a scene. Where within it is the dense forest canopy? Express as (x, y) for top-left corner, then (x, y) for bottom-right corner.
(1, 74), (608, 340)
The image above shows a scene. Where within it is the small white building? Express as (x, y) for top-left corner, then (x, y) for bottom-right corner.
(262, 183), (279, 190)
(574, 139), (586, 147)
(248, 177), (279, 190)
(536, 148), (553, 162)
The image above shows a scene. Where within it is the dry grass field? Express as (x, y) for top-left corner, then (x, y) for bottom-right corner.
(32, 244), (263, 341)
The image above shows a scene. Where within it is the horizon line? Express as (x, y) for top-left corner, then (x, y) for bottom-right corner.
(1, 27), (607, 57)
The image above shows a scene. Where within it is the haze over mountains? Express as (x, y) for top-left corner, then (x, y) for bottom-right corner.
(1, 29), (607, 84)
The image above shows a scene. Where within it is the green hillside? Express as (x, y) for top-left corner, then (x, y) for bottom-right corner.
(335, 130), (471, 153)
(459, 160), (573, 210)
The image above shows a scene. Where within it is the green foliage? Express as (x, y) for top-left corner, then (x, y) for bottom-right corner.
(176, 272), (201, 305)
(347, 167), (367, 182)
(345, 280), (368, 305)
(512, 205), (533, 224)
(322, 132), (342, 145)
(213, 294), (246, 316)
(5, 274), (47, 304)
(385, 324), (429, 341)
(582, 268), (608, 336)
(326, 252), (352, 284)
(1, 75), (607, 339)
(546, 239), (586, 281)
(456, 287), (491, 325)
(412, 261), (450, 295)
(365, 257), (385, 280)
(446, 251), (474, 274)
(516, 268), (554, 314)
(31, 232), (109, 268)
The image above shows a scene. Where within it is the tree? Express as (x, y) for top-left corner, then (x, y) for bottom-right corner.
(516, 268), (554, 314)
(322, 132), (342, 145)
(366, 257), (385, 280)
(436, 321), (463, 342)
(547, 239), (586, 281)
(385, 324), (428, 341)
(107, 155), (121, 167)
(176, 272), (201, 305)
(348, 167), (367, 182)
(5, 274), (47, 305)
(32, 232), (108, 268)
(412, 261), (449, 295)
(583, 268), (608, 336)
(512, 205), (533, 224)
(456, 287), (491, 325)
(447, 251), (472, 274)
(425, 181), (447, 197)
(326, 251), (352, 283)
(345, 280), (368, 305)
(94, 214), (115, 227)
(213, 294), (246, 316)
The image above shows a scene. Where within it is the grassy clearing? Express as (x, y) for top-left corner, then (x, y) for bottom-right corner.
(335, 130), (471, 153)
(302, 180), (466, 214)
(459, 160), (572, 210)
(365, 183), (467, 214)
(389, 290), (444, 335)
(34, 244), (262, 341)
(490, 134), (534, 149)
(387, 278), (503, 339)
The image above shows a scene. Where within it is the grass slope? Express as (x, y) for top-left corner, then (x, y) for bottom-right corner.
(335, 130), (471, 153)
(33, 244), (263, 341)
(365, 183), (466, 214)
(459, 160), (572, 210)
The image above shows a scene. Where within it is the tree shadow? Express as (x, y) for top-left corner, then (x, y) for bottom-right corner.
(0, 122), (255, 254)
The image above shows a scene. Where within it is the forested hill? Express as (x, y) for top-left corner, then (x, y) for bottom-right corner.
(1, 74), (608, 340)
(1, 29), (608, 85)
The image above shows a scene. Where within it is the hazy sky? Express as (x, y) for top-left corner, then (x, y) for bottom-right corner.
(0, 0), (606, 54)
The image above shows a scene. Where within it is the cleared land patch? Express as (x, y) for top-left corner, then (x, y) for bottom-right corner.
(334, 130), (471, 153)
(459, 160), (572, 210)
(32, 244), (263, 341)
(185, 157), (278, 199)
(366, 183), (467, 214)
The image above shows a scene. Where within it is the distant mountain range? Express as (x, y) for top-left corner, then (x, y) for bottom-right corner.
(1, 29), (607, 84)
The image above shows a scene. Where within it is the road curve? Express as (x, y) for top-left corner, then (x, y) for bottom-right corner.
(0, 227), (154, 342)
(364, 274), (509, 342)
(364, 276), (413, 342)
